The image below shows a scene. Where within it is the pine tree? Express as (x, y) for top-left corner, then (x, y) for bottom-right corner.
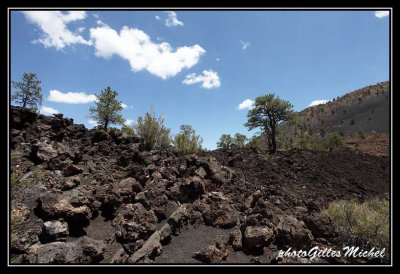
(11, 73), (43, 111)
(245, 94), (295, 154)
(89, 87), (124, 132)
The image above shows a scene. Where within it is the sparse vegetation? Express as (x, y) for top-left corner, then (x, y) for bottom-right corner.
(246, 134), (267, 151)
(245, 94), (295, 154)
(89, 87), (124, 132)
(217, 134), (233, 149)
(232, 133), (247, 147)
(217, 133), (247, 149)
(135, 108), (171, 150)
(120, 125), (135, 136)
(326, 132), (344, 150)
(11, 72), (43, 111)
(320, 198), (389, 249)
(172, 124), (203, 154)
(11, 168), (44, 192)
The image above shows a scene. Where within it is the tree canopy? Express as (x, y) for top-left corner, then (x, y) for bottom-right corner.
(217, 133), (247, 149)
(245, 94), (295, 154)
(135, 108), (171, 150)
(217, 134), (233, 149)
(11, 72), (43, 111)
(173, 124), (203, 154)
(89, 87), (124, 132)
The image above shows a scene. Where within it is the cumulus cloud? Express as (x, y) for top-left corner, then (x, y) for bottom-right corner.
(87, 119), (99, 127)
(240, 40), (251, 50)
(40, 106), (59, 115)
(124, 119), (135, 127)
(155, 15), (161, 20)
(309, 99), (329, 107)
(21, 11), (92, 50)
(374, 11), (389, 18)
(90, 25), (205, 79)
(48, 90), (97, 104)
(164, 11), (184, 27)
(238, 99), (254, 110)
(182, 70), (221, 89)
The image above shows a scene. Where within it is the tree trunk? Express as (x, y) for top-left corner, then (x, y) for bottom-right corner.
(22, 95), (27, 108)
(265, 132), (272, 154)
(104, 121), (108, 132)
(270, 125), (276, 154)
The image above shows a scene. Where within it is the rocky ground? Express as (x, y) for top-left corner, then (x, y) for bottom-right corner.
(9, 106), (390, 264)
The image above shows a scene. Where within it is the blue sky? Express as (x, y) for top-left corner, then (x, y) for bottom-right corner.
(10, 10), (390, 149)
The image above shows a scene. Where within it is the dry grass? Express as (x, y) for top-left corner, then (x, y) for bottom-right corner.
(320, 198), (389, 249)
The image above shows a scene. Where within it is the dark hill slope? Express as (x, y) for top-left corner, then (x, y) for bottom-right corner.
(282, 81), (390, 137)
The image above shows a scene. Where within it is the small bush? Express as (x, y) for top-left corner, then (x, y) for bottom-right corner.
(217, 134), (233, 149)
(135, 108), (171, 150)
(320, 198), (389, 249)
(326, 132), (344, 150)
(173, 124), (203, 154)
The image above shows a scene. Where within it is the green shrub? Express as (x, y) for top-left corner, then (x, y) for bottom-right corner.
(326, 132), (344, 150)
(121, 126), (135, 136)
(217, 134), (233, 149)
(135, 108), (171, 150)
(173, 125), (203, 154)
(320, 198), (389, 249)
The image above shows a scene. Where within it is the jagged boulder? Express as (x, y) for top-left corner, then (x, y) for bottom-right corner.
(243, 226), (274, 251)
(276, 215), (313, 249)
(36, 192), (92, 223)
(113, 203), (158, 243)
(303, 214), (338, 240)
(193, 237), (229, 263)
(26, 236), (105, 263)
(127, 231), (162, 263)
(40, 220), (69, 243)
(194, 192), (238, 228)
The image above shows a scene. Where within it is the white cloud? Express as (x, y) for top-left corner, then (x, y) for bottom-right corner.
(238, 99), (254, 110)
(240, 40), (251, 50)
(96, 19), (108, 27)
(164, 11), (184, 27)
(121, 103), (133, 109)
(182, 70), (221, 89)
(216, 58), (220, 62)
(40, 106), (59, 115)
(155, 15), (161, 20)
(48, 89), (97, 104)
(124, 119), (135, 127)
(374, 11), (389, 18)
(92, 14), (99, 19)
(77, 27), (85, 33)
(309, 99), (329, 107)
(21, 11), (91, 50)
(87, 119), (99, 127)
(90, 25), (205, 79)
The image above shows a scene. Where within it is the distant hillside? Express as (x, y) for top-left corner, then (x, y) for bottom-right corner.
(282, 81), (390, 138)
